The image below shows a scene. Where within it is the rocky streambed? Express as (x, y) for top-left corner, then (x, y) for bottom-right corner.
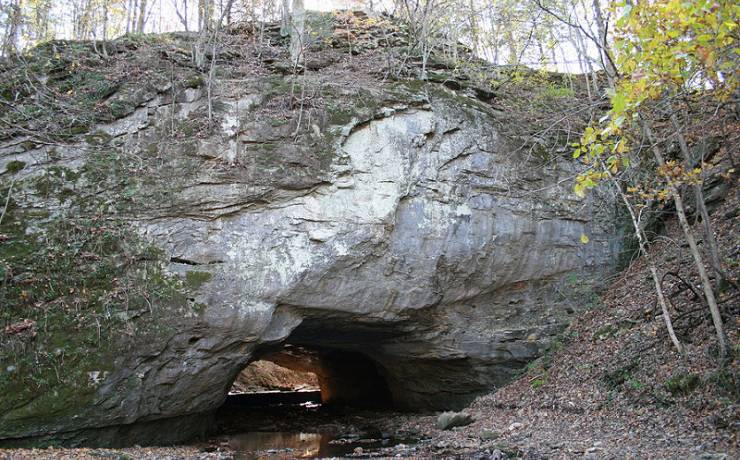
(211, 401), (430, 459)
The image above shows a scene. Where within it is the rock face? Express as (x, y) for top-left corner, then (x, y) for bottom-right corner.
(0, 15), (620, 446)
(437, 411), (474, 430)
(230, 359), (319, 393)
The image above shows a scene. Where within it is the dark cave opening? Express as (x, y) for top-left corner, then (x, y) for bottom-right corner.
(223, 312), (406, 411)
(225, 344), (393, 409)
(214, 342), (408, 459)
(212, 316), (408, 457)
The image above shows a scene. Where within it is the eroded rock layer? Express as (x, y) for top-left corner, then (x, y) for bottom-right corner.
(0, 12), (620, 446)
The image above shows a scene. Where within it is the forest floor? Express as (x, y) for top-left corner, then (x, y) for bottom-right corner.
(1, 181), (737, 460)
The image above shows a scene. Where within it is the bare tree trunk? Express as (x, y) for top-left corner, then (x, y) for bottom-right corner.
(174, 0), (189, 31)
(126, 0), (134, 33)
(72, 1), (79, 37)
(183, 0), (188, 31)
(102, 0), (109, 41)
(606, 163), (683, 353)
(193, 27), (207, 68)
(225, 0), (233, 25)
(198, 0), (211, 32)
(642, 120), (728, 359)
(557, 44), (575, 90)
(137, 0), (147, 32)
(192, 0), (214, 69)
(669, 111), (727, 292)
(100, 0), (109, 56)
(418, 0), (435, 79)
(567, 27), (593, 102)
(32, 0), (52, 42)
(289, 0), (305, 67)
(216, 0), (234, 28)
(3, 0), (22, 57)
(466, 0), (479, 56)
(572, 24), (598, 95)
(280, 0), (290, 37)
(503, 28), (517, 65)
(87, 0), (96, 39)
(590, 0), (616, 78)
(449, 17), (458, 63)
(77, 0), (96, 39)
(198, 0), (204, 30)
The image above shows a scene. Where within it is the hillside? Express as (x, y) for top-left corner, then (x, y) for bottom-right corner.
(0, 7), (737, 460)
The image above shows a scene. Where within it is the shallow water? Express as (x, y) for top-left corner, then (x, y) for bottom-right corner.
(214, 392), (422, 459)
(227, 430), (417, 459)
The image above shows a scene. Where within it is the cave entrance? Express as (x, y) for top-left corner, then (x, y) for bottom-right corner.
(226, 353), (322, 408)
(225, 344), (393, 409)
(214, 318), (415, 458)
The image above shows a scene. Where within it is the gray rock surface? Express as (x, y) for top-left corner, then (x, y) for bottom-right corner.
(437, 411), (474, 430)
(0, 37), (620, 445)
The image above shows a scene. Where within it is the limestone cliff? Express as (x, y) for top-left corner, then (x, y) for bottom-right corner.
(0, 11), (621, 446)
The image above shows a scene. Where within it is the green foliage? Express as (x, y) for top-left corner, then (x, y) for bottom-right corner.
(626, 377), (645, 391)
(0, 45), (103, 139)
(664, 373), (702, 396)
(107, 100), (136, 119)
(603, 361), (639, 390)
(592, 324), (617, 341)
(32, 166), (81, 201)
(0, 36), (186, 143)
(0, 150), (203, 430)
(115, 32), (175, 48)
(708, 368), (739, 402)
(531, 373), (548, 390)
(559, 273), (602, 311)
(4, 160), (27, 174)
(185, 271), (213, 290)
(326, 104), (356, 126)
(184, 75), (205, 89)
(0, 206), (189, 428)
(572, 0), (739, 198)
(304, 11), (340, 49)
(652, 391), (675, 408)
(540, 84), (575, 99)
(84, 131), (113, 146)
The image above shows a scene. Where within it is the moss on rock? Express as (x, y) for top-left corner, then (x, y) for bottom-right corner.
(4, 160), (26, 174)
(0, 162), (200, 440)
(665, 373), (701, 396)
(185, 270), (213, 290)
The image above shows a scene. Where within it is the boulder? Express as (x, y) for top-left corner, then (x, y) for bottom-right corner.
(437, 411), (474, 430)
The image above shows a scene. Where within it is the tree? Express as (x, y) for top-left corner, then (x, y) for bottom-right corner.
(289, 0), (304, 67)
(197, 0), (211, 31)
(2, 0), (23, 57)
(136, 0), (147, 32)
(280, 0), (290, 36)
(572, 0), (737, 359)
(29, 0), (52, 43)
(173, 0), (189, 32)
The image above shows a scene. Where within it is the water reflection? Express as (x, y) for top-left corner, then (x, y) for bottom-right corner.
(229, 432), (322, 459)
(227, 430), (415, 459)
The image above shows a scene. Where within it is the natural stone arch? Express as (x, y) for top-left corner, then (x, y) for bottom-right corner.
(0, 75), (620, 446)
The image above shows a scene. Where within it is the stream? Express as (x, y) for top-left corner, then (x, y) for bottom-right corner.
(226, 430), (419, 459)
(208, 393), (426, 459)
